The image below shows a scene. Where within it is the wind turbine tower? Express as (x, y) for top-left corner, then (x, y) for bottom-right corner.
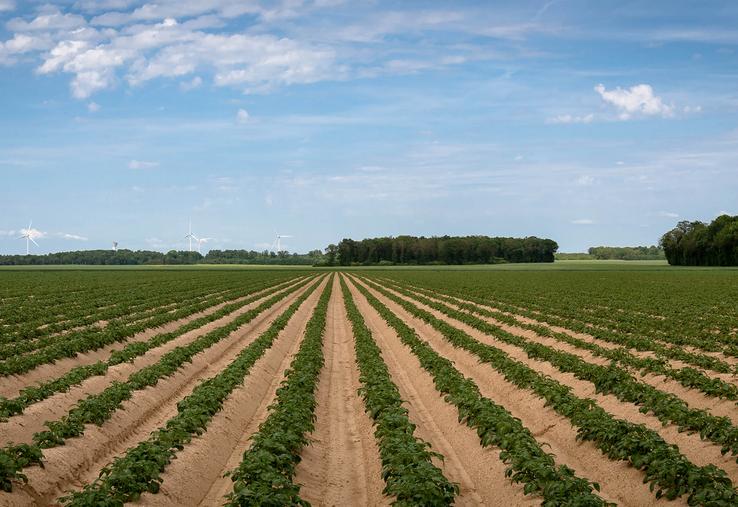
(184, 220), (198, 252)
(17, 220), (39, 255)
(272, 233), (293, 252)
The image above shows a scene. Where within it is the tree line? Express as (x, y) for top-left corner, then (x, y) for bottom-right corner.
(660, 215), (738, 266)
(325, 235), (558, 266)
(587, 246), (665, 261)
(0, 249), (324, 266)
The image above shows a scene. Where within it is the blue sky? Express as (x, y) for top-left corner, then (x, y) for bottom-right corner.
(1, 0), (737, 254)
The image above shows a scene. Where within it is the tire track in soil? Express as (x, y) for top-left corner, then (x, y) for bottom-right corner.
(370, 279), (738, 485)
(351, 275), (682, 507)
(293, 276), (388, 507)
(0, 277), (309, 447)
(0, 278), (321, 507)
(0, 276), (305, 400)
(346, 277), (537, 507)
(396, 284), (738, 426)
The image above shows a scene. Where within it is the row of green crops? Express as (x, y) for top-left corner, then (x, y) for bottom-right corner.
(375, 279), (738, 460)
(345, 276), (609, 505)
(381, 279), (738, 405)
(0, 275), (316, 493)
(0, 271), (271, 343)
(224, 275), (334, 506)
(0, 281), (268, 360)
(61, 276), (327, 505)
(0, 276), (311, 420)
(0, 273), (306, 376)
(358, 276), (738, 505)
(339, 277), (459, 506)
(375, 270), (738, 360)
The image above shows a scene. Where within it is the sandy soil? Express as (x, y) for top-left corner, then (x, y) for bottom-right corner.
(346, 276), (538, 506)
(0, 277), (309, 447)
(368, 279), (738, 484)
(3, 273), (737, 507)
(413, 283), (738, 376)
(0, 278), (319, 507)
(396, 284), (738, 425)
(126, 277), (330, 506)
(349, 275), (676, 506)
(0, 277), (305, 400)
(293, 276), (388, 506)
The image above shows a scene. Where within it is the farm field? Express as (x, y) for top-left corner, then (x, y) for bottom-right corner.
(1, 267), (738, 505)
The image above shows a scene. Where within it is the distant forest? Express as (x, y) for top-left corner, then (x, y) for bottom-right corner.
(0, 249), (324, 266)
(327, 236), (558, 265)
(589, 246), (665, 260)
(661, 215), (738, 266)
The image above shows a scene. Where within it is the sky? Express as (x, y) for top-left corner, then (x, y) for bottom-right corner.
(1, 0), (737, 254)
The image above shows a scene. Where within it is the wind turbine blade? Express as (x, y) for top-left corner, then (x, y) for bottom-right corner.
(30, 237), (39, 247)
(16, 235), (26, 240)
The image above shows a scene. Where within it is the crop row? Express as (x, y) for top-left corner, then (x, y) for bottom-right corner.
(1, 273), (254, 342)
(378, 271), (738, 360)
(382, 279), (738, 404)
(0, 283), (257, 359)
(0, 275), (318, 492)
(0, 275), (304, 377)
(359, 277), (738, 505)
(374, 278), (738, 460)
(346, 276), (609, 505)
(339, 276), (459, 506)
(61, 276), (327, 505)
(224, 275), (333, 506)
(0, 276), (311, 420)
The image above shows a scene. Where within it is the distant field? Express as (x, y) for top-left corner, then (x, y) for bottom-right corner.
(2, 266), (738, 505)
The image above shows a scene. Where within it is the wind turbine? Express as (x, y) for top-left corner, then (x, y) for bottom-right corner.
(17, 220), (39, 255)
(112, 241), (119, 252)
(184, 220), (197, 252)
(272, 233), (293, 252)
(195, 237), (212, 254)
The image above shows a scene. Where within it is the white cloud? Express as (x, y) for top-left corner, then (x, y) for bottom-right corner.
(7, 8), (86, 32)
(0, 229), (17, 237)
(236, 108), (249, 123)
(19, 227), (46, 239)
(576, 175), (594, 186)
(571, 218), (595, 225)
(658, 211), (679, 218)
(683, 105), (702, 114)
(179, 75), (202, 91)
(129, 159), (159, 169)
(145, 237), (166, 249)
(87, 101), (100, 112)
(60, 233), (88, 241)
(594, 83), (674, 120)
(547, 113), (594, 124)
(514, 154), (524, 161)
(0, 0), (14, 12)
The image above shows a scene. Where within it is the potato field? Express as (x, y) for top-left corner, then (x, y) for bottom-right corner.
(1, 267), (738, 506)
